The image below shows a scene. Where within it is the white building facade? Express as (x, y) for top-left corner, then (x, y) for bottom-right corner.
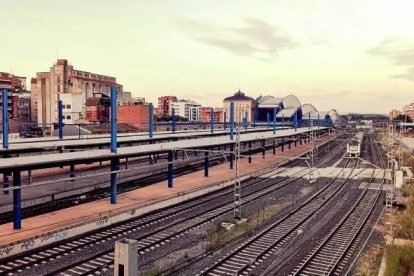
(169, 99), (201, 122)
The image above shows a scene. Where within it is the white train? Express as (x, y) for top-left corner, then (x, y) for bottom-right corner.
(346, 131), (364, 157)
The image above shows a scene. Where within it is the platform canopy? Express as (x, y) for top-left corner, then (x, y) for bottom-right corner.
(257, 95), (284, 108)
(328, 109), (341, 123)
(282, 94), (301, 109)
(276, 106), (301, 118)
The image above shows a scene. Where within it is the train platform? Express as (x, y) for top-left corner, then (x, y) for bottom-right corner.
(0, 131), (338, 258)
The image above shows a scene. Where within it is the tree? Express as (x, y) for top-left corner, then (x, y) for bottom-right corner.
(393, 114), (412, 123)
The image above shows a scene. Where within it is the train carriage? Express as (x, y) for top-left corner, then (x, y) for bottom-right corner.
(346, 132), (363, 157)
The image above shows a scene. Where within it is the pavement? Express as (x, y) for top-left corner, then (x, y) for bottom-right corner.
(0, 131), (337, 249)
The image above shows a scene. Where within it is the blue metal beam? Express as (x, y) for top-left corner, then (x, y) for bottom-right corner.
(110, 159), (119, 204)
(172, 108), (176, 133)
(294, 112), (298, 131)
(282, 114), (285, 128)
(204, 149), (209, 177)
(308, 113), (311, 129)
(210, 107), (214, 134)
(248, 141), (252, 163)
(230, 102), (234, 140)
(262, 140), (265, 158)
(318, 114), (320, 128)
(149, 103), (154, 138)
(110, 87), (118, 153)
(58, 100), (63, 140)
(168, 151), (173, 187)
(272, 107), (276, 134)
(230, 144), (234, 169)
(13, 171), (21, 229)
(2, 89), (8, 149)
(266, 112), (270, 129)
(244, 111), (248, 130)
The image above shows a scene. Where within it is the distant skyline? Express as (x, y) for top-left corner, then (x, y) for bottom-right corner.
(1, 0), (414, 114)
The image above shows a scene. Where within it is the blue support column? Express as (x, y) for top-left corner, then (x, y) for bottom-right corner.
(172, 108), (176, 133)
(58, 100), (63, 140)
(70, 163), (75, 181)
(294, 112), (298, 131)
(168, 151), (173, 187)
(248, 141), (252, 163)
(308, 113), (311, 129)
(2, 89), (8, 149)
(262, 140), (265, 158)
(253, 102), (258, 128)
(223, 111), (227, 129)
(149, 103), (154, 138)
(244, 111), (248, 130)
(266, 112), (270, 129)
(110, 159), (119, 204)
(204, 149), (209, 177)
(110, 86), (118, 153)
(210, 107), (214, 134)
(318, 114), (320, 128)
(230, 102), (234, 140)
(272, 107), (276, 134)
(110, 86), (118, 204)
(13, 171), (21, 230)
(230, 144), (234, 169)
(282, 114), (285, 128)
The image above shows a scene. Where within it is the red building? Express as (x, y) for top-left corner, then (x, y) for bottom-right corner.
(158, 96), (177, 117)
(200, 107), (223, 123)
(118, 104), (150, 130)
(0, 72), (26, 118)
(85, 95), (110, 123)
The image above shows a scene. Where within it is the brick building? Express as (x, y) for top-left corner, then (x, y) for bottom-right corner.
(118, 104), (150, 130)
(200, 107), (223, 123)
(158, 96), (177, 117)
(85, 94), (110, 123)
(31, 59), (124, 128)
(0, 73), (30, 133)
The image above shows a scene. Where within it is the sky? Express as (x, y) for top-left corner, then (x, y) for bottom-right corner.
(1, 0), (414, 114)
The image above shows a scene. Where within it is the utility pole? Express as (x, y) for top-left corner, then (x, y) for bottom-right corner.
(386, 122), (395, 236)
(234, 113), (242, 220)
(306, 119), (316, 184)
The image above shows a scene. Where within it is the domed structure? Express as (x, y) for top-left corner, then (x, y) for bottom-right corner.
(223, 90), (255, 102)
(222, 90), (255, 123)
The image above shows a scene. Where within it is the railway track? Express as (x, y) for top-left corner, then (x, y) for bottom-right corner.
(198, 158), (359, 276)
(1, 134), (334, 224)
(0, 136), (348, 275)
(290, 137), (385, 276)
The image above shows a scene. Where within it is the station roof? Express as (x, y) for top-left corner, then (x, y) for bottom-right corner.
(1, 127), (269, 153)
(0, 127), (327, 173)
(282, 94), (301, 108)
(256, 96), (283, 108)
(276, 106), (300, 118)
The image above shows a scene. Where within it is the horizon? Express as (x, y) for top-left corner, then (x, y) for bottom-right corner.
(1, 0), (414, 114)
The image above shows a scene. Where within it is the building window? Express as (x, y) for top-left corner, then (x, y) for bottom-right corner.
(66, 104), (71, 109)
(57, 85), (60, 93)
(62, 105), (65, 109)
(66, 115), (71, 120)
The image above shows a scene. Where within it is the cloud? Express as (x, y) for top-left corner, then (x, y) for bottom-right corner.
(367, 37), (414, 81)
(176, 17), (298, 60)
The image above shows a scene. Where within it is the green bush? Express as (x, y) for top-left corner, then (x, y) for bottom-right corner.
(386, 246), (414, 276)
